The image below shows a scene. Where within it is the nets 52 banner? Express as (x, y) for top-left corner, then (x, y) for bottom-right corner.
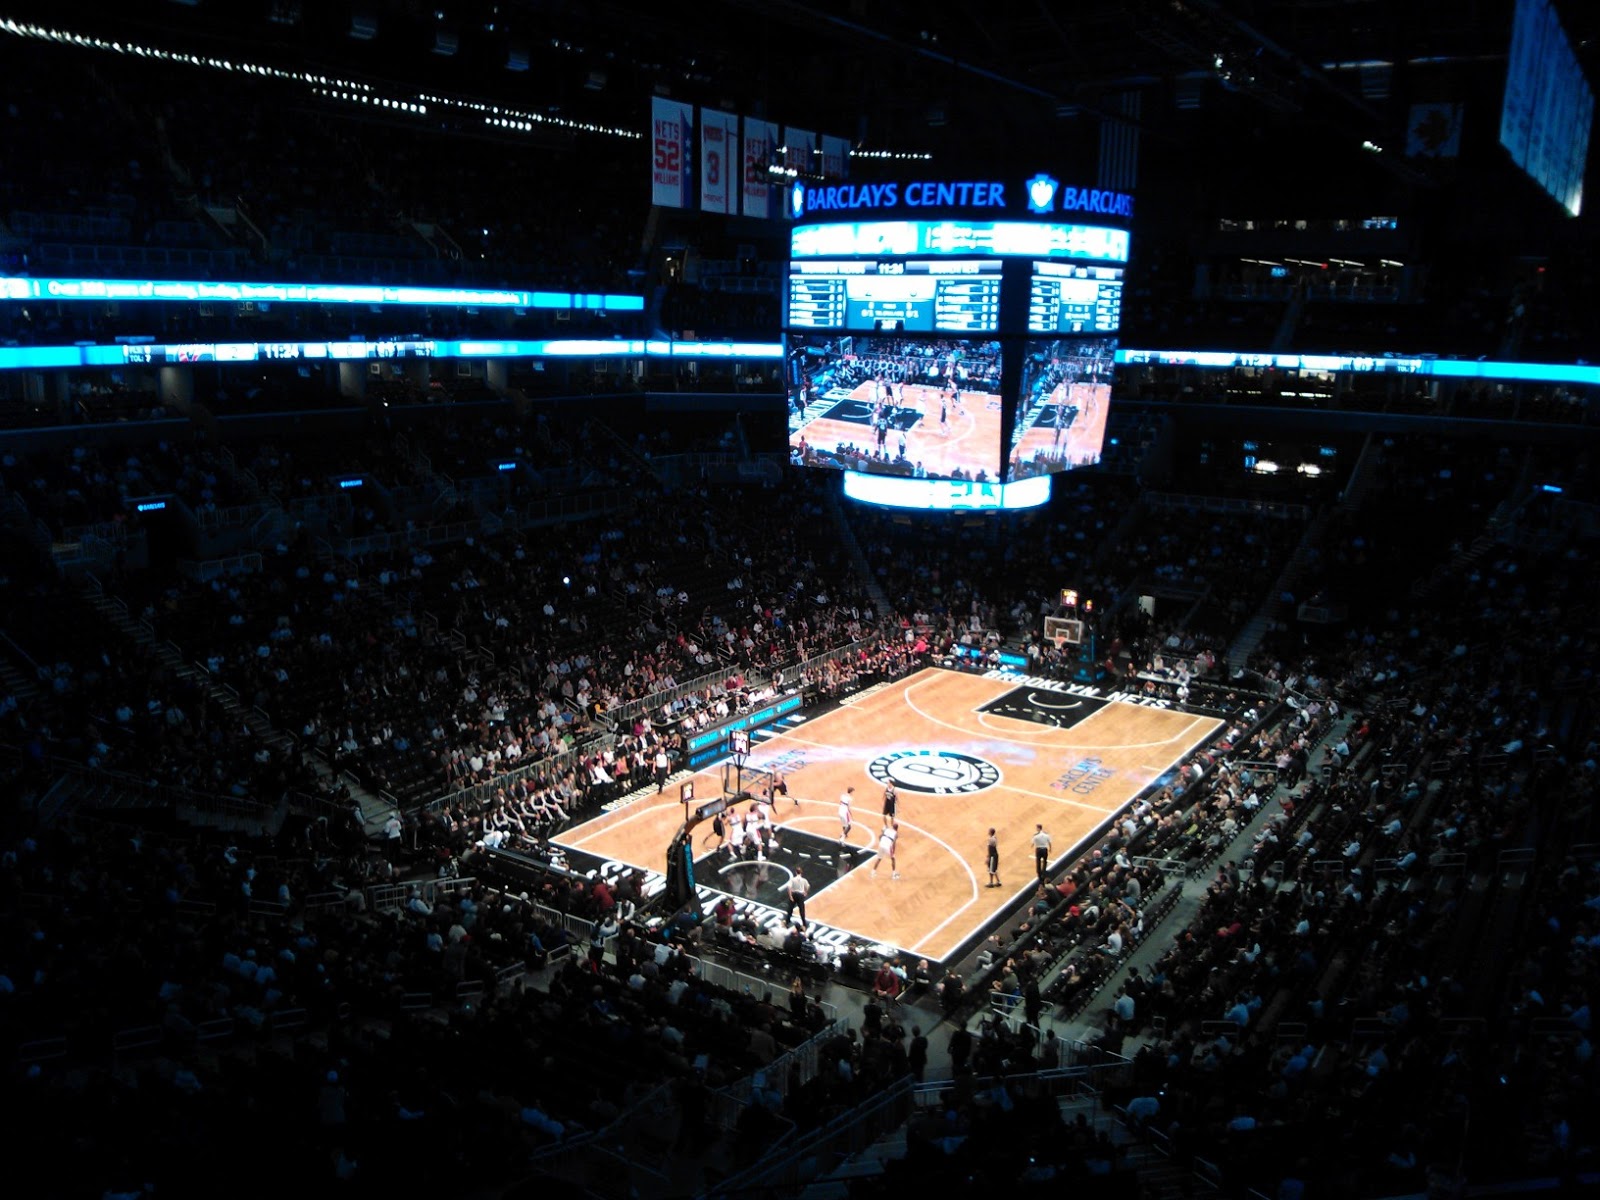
(743, 118), (779, 218)
(700, 108), (739, 214)
(651, 98), (695, 208)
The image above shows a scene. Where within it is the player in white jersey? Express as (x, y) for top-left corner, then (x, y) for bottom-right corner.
(838, 787), (855, 844)
(871, 820), (900, 879)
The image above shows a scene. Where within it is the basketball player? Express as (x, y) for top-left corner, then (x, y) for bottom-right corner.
(838, 787), (855, 845)
(871, 820), (900, 879)
(882, 780), (898, 821)
(986, 828), (1001, 888)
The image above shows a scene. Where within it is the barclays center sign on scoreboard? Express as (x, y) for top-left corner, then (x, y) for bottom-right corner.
(790, 172), (1135, 221)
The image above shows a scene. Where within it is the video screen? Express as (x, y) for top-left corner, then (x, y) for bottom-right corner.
(1028, 261), (1122, 334)
(1008, 338), (1115, 480)
(1500, 0), (1592, 216)
(788, 334), (1003, 482)
(787, 259), (1001, 333)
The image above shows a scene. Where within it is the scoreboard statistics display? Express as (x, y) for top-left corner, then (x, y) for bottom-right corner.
(1027, 262), (1122, 334)
(787, 260), (1001, 333)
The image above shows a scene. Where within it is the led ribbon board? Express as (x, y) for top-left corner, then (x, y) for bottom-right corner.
(0, 276), (644, 311)
(790, 221), (1130, 262)
(0, 339), (783, 370)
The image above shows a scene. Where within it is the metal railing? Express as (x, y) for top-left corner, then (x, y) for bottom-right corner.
(38, 752), (274, 820)
(178, 552), (263, 582)
(789, 634), (882, 686)
(708, 1016), (846, 1133)
(424, 735), (605, 812)
(1142, 490), (1311, 521)
(193, 502), (266, 532)
(367, 875), (479, 914)
(604, 664), (752, 727)
(709, 1076), (912, 1198)
(689, 956), (837, 1023)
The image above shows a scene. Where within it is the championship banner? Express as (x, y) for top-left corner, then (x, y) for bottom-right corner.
(699, 108), (739, 213)
(1406, 102), (1463, 158)
(651, 97), (695, 208)
(742, 117), (779, 218)
(783, 125), (817, 175)
(821, 133), (850, 181)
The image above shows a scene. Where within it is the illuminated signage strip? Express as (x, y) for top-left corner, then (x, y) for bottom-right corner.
(0, 275), (645, 311)
(0, 338), (785, 371)
(1115, 348), (1600, 386)
(841, 472), (1051, 511)
(791, 221), (1130, 262)
(788, 175), (1135, 221)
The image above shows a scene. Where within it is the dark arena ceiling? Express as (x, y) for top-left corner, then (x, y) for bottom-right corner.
(8, 0), (1599, 211)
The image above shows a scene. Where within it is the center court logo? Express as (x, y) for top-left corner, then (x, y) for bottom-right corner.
(868, 749), (1001, 795)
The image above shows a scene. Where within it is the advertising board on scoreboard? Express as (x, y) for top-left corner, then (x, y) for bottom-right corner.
(787, 174), (1135, 223)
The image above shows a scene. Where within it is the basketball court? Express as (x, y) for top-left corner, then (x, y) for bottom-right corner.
(1010, 380), (1111, 474)
(556, 666), (1223, 962)
(790, 380), (1004, 479)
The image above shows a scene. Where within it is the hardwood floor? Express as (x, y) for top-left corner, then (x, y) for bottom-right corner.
(557, 667), (1221, 960)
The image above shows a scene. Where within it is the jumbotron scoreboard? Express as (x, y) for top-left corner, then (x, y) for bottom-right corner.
(783, 172), (1133, 509)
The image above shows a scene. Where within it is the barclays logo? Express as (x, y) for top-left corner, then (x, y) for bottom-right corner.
(1026, 173), (1060, 214)
(791, 181), (807, 218)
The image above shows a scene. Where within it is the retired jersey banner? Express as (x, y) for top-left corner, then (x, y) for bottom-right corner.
(742, 117), (779, 218)
(700, 108), (740, 213)
(821, 133), (850, 181)
(783, 126), (817, 175)
(651, 97), (695, 208)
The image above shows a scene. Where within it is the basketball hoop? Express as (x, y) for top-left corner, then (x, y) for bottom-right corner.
(1044, 615), (1083, 647)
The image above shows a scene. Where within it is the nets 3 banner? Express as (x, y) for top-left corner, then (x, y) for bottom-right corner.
(651, 98), (696, 208)
(700, 108), (740, 214)
(743, 118), (780, 219)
